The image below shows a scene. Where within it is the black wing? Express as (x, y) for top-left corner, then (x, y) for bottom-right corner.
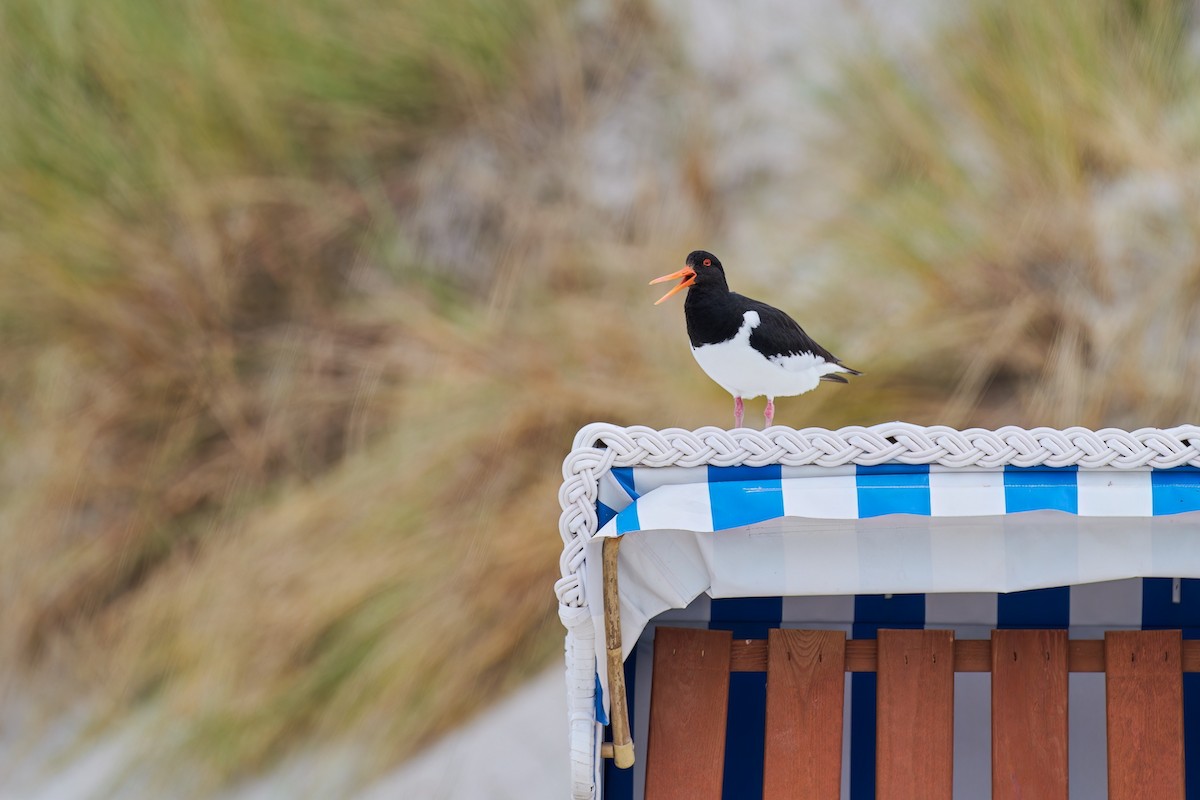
(740, 296), (862, 377)
(741, 296), (839, 361)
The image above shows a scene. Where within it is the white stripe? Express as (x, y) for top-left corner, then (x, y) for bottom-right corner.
(781, 474), (859, 518)
(928, 468), (1006, 516)
(780, 594), (856, 629)
(929, 521), (1009, 592)
(632, 482), (714, 532)
(924, 593), (998, 639)
(1069, 579), (1143, 639)
(856, 516), (933, 590)
(779, 524), (862, 595)
(1077, 470), (1153, 516)
(781, 476), (860, 593)
(1069, 674), (1108, 799)
(1077, 519), (1154, 584)
(1003, 512), (1081, 589)
(953, 673), (992, 799)
(653, 593), (712, 624)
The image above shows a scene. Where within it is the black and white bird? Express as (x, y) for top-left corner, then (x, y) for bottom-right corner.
(650, 250), (861, 428)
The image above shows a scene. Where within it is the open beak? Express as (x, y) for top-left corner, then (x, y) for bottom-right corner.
(649, 266), (696, 305)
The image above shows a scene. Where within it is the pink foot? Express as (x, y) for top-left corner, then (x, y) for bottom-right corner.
(734, 396), (744, 428)
(764, 398), (775, 428)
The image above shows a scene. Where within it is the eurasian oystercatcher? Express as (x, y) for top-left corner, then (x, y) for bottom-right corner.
(650, 250), (861, 428)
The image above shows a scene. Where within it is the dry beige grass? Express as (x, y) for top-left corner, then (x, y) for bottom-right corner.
(811, 0), (1200, 428)
(0, 0), (795, 786)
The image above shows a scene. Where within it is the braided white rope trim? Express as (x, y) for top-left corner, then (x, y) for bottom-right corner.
(557, 422), (1200, 608)
(555, 421), (1200, 798)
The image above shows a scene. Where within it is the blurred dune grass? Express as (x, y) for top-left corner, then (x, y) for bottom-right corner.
(0, 0), (724, 787)
(0, 0), (602, 784)
(819, 0), (1200, 426)
(2, 0), (1200, 793)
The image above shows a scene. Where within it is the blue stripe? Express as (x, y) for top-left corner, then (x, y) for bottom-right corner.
(997, 587), (1070, 628)
(856, 464), (931, 517)
(595, 672), (608, 726)
(708, 465), (783, 531)
(611, 467), (639, 500)
(709, 597), (783, 640)
(850, 468), (928, 800)
(849, 671), (878, 800)
(614, 503), (641, 536)
(707, 467), (782, 800)
(709, 595), (780, 800)
(602, 654), (636, 800)
(854, 594), (926, 631)
(1003, 465), (1078, 513)
(722, 672), (767, 800)
(1152, 467), (1200, 516)
(850, 594), (925, 800)
(849, 672), (876, 800)
(708, 464), (782, 483)
(596, 500), (617, 531)
(998, 468), (1075, 628)
(1142, 578), (1200, 628)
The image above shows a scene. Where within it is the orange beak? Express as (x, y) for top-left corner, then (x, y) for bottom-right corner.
(649, 266), (696, 305)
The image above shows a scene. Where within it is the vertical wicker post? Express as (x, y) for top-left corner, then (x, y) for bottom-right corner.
(603, 536), (635, 768)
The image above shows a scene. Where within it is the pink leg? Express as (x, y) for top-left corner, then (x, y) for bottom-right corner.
(764, 397), (775, 428)
(734, 396), (744, 428)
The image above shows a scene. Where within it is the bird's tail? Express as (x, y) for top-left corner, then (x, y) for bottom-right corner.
(820, 363), (862, 383)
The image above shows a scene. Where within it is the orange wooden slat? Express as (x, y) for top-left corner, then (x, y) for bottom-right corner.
(953, 639), (991, 671)
(644, 627), (733, 800)
(991, 629), (1069, 800)
(1067, 639), (1103, 672)
(762, 629), (846, 800)
(729, 638), (768, 672)
(729, 637), (1200, 673)
(1105, 630), (1185, 800)
(876, 629), (955, 800)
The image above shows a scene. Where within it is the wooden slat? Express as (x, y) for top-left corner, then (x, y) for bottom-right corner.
(876, 629), (955, 800)
(848, 638), (881, 672)
(645, 627), (733, 800)
(1069, 639), (1103, 672)
(728, 636), (1200, 673)
(1105, 630), (1185, 800)
(991, 629), (1069, 800)
(954, 639), (991, 671)
(729, 638), (768, 672)
(762, 630), (845, 800)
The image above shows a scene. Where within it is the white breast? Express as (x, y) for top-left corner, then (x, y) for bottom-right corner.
(690, 310), (843, 400)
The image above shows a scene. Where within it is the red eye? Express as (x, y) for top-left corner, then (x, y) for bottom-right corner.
(702, 258), (711, 266)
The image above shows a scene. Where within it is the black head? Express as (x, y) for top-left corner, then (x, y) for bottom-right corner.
(685, 250), (724, 275)
(650, 249), (728, 305)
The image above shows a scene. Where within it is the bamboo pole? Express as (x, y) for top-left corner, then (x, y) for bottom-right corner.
(602, 536), (634, 768)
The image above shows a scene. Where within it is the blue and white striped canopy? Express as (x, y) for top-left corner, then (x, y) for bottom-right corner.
(588, 463), (1200, 663)
(588, 463), (1200, 800)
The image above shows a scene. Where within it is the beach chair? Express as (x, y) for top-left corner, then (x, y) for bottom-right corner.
(556, 423), (1200, 799)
